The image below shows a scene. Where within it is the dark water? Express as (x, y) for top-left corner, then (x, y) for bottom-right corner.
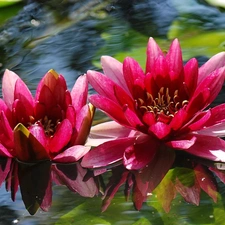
(1, 0), (225, 224)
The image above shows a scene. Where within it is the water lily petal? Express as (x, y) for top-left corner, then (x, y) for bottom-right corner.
(101, 56), (129, 92)
(73, 104), (94, 145)
(188, 110), (211, 131)
(14, 123), (49, 161)
(186, 87), (210, 116)
(35, 69), (59, 100)
(14, 77), (34, 115)
(89, 95), (128, 126)
(48, 119), (73, 154)
(71, 74), (88, 112)
(198, 51), (225, 84)
(90, 121), (133, 138)
(170, 108), (188, 131)
(34, 101), (46, 120)
(87, 70), (127, 103)
(123, 57), (145, 94)
(153, 55), (170, 88)
(29, 124), (47, 151)
(184, 135), (225, 162)
(36, 85), (57, 111)
(2, 69), (20, 110)
(196, 122), (225, 137)
(142, 111), (156, 126)
(12, 99), (33, 125)
(81, 137), (136, 168)
(86, 121), (133, 146)
(123, 136), (159, 170)
(184, 58), (198, 96)
(123, 105), (145, 131)
(52, 75), (68, 108)
(53, 145), (91, 163)
(146, 37), (164, 73)
(188, 67), (225, 113)
(149, 122), (171, 139)
(166, 38), (183, 84)
(66, 105), (76, 127)
(114, 84), (134, 109)
(144, 72), (158, 95)
(166, 135), (197, 150)
(203, 103), (225, 127)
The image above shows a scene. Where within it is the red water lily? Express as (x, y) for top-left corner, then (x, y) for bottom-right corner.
(82, 37), (225, 179)
(0, 69), (94, 162)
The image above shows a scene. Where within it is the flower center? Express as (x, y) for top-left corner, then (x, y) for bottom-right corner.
(137, 87), (189, 123)
(28, 115), (61, 136)
(41, 116), (60, 136)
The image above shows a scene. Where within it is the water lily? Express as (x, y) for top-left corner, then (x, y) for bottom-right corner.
(82, 37), (225, 185)
(0, 69), (94, 162)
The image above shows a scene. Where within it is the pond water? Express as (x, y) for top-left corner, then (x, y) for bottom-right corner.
(1, 0), (225, 224)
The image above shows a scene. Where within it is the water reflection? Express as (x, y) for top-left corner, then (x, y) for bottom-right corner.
(1, 158), (98, 215)
(1, 151), (225, 217)
(98, 152), (225, 214)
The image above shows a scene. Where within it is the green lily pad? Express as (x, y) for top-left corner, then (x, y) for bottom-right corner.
(0, 0), (23, 25)
(168, 19), (225, 59)
(132, 217), (152, 225)
(205, 0), (225, 8)
(0, 0), (22, 7)
(55, 197), (110, 225)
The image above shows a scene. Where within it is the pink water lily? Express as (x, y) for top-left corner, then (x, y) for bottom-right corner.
(82, 37), (225, 178)
(0, 69), (94, 162)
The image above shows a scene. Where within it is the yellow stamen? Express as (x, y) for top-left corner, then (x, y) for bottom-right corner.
(137, 87), (189, 123)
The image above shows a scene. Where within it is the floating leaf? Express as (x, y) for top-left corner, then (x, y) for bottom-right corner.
(132, 217), (151, 225)
(0, 0), (21, 7)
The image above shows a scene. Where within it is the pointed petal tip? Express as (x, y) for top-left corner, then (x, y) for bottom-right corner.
(147, 37), (157, 46)
(101, 55), (113, 65)
(47, 69), (58, 76)
(101, 55), (113, 61)
(14, 123), (29, 137)
(101, 55), (122, 68)
(169, 37), (181, 50)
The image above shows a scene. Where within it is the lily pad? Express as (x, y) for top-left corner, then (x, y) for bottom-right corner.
(205, 0), (225, 8)
(0, 0), (22, 7)
(132, 217), (152, 225)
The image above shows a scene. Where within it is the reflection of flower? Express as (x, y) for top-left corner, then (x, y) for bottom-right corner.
(3, 159), (98, 215)
(153, 156), (218, 213)
(100, 154), (224, 213)
(82, 37), (225, 194)
(0, 69), (94, 162)
(0, 157), (11, 187)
